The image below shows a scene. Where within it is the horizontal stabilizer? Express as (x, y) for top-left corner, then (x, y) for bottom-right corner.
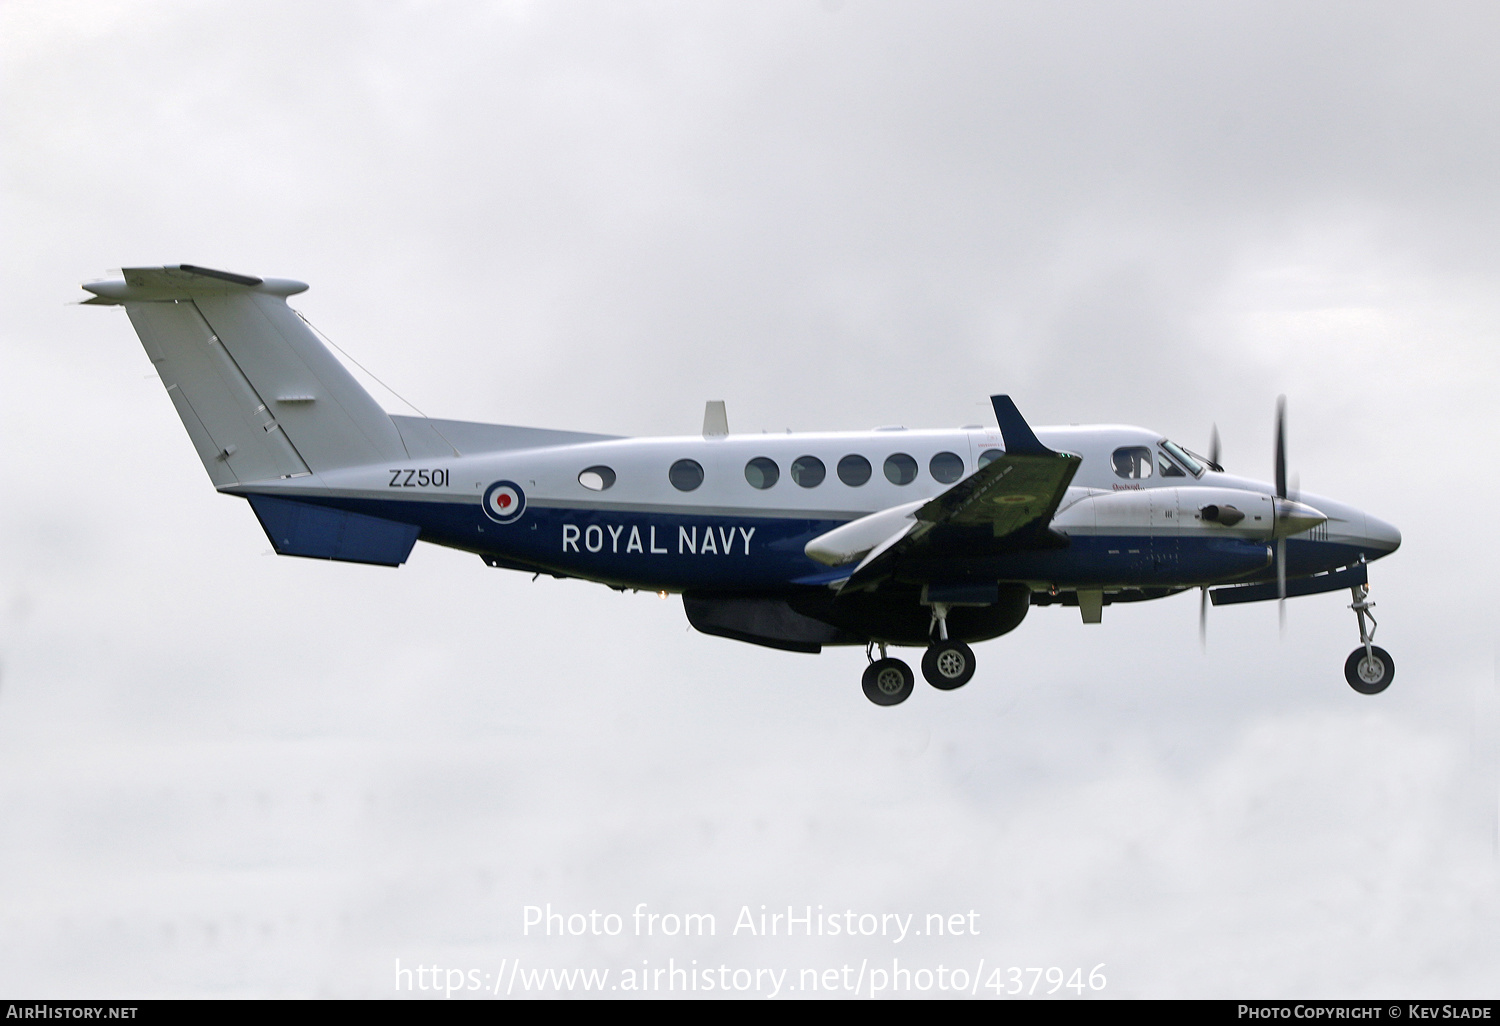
(81, 265), (304, 303)
(248, 495), (419, 567)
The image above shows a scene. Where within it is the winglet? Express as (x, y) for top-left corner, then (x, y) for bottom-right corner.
(990, 395), (1051, 455)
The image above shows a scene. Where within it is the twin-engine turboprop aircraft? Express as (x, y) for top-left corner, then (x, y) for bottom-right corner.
(83, 265), (1402, 705)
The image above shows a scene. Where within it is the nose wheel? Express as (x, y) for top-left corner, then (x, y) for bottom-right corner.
(1345, 645), (1394, 694)
(1345, 582), (1393, 694)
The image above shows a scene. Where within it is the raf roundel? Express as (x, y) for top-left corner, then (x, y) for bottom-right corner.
(482, 480), (527, 524)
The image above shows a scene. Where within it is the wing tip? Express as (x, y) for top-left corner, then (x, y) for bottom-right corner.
(990, 395), (1052, 455)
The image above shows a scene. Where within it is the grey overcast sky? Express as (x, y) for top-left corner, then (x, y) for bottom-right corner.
(1, 0), (1496, 998)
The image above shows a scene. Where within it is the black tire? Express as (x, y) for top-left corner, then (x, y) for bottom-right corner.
(1344, 646), (1394, 695)
(922, 641), (976, 690)
(862, 658), (915, 706)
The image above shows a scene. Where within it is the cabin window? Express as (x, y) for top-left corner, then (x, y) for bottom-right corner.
(669, 459), (704, 491)
(791, 455), (826, 488)
(929, 451), (964, 484)
(577, 466), (616, 491)
(1112, 446), (1154, 479)
(837, 454), (872, 486)
(884, 452), (918, 485)
(978, 448), (1003, 468)
(744, 457), (779, 490)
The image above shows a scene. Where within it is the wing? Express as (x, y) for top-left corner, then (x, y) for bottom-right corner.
(833, 396), (1080, 594)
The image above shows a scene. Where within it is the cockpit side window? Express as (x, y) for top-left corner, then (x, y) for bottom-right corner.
(1111, 446), (1154, 479)
(1157, 450), (1186, 477)
(1159, 439), (1205, 477)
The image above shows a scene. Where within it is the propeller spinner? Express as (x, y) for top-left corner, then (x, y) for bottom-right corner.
(1271, 396), (1330, 630)
(1201, 398), (1328, 645)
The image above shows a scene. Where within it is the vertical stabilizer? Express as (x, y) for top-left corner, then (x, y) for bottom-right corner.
(83, 266), (407, 485)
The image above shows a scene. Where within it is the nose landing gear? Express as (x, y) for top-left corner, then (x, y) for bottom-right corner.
(1344, 583), (1393, 694)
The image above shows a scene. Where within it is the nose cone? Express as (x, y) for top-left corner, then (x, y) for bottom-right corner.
(1363, 512), (1402, 555)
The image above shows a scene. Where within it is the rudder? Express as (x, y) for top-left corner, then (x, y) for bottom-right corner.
(83, 265), (407, 485)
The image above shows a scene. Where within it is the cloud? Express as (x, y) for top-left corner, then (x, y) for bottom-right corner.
(1, 0), (1495, 997)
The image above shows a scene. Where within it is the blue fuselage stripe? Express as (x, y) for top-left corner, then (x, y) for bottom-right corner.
(264, 493), (1382, 593)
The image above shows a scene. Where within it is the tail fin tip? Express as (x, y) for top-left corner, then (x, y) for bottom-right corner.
(81, 265), (308, 304)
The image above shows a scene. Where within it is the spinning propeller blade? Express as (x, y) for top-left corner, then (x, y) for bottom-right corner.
(1277, 537), (1287, 633)
(1274, 396), (1288, 631)
(1274, 396), (1287, 502)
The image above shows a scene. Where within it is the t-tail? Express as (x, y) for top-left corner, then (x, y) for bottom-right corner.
(82, 264), (407, 487)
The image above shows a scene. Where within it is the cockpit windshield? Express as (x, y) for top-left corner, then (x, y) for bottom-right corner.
(1159, 439), (1205, 477)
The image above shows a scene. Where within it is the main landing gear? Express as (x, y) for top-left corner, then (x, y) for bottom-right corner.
(1344, 583), (1393, 695)
(860, 604), (978, 706)
(921, 602), (975, 690)
(922, 641), (976, 690)
(862, 646), (915, 706)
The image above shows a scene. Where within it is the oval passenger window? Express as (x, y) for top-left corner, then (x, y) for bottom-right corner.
(744, 457), (779, 490)
(837, 454), (871, 486)
(978, 448), (1003, 468)
(669, 459), (704, 491)
(929, 451), (964, 484)
(578, 466), (616, 491)
(790, 455), (826, 488)
(884, 453), (917, 485)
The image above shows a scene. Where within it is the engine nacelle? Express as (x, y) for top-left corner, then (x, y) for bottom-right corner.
(1199, 503), (1245, 526)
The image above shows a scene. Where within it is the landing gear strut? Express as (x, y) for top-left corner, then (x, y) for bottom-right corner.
(857, 601), (986, 704)
(862, 641), (914, 706)
(922, 602), (975, 690)
(1344, 583), (1393, 695)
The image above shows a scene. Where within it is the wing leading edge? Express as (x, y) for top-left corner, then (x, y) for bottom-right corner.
(831, 396), (1081, 594)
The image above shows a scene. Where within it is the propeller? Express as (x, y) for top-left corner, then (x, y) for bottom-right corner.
(1201, 423), (1222, 649)
(1201, 397), (1326, 648)
(1275, 396), (1288, 631)
(1271, 397), (1323, 629)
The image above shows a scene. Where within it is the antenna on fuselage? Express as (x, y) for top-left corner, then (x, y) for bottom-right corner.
(703, 400), (728, 439)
